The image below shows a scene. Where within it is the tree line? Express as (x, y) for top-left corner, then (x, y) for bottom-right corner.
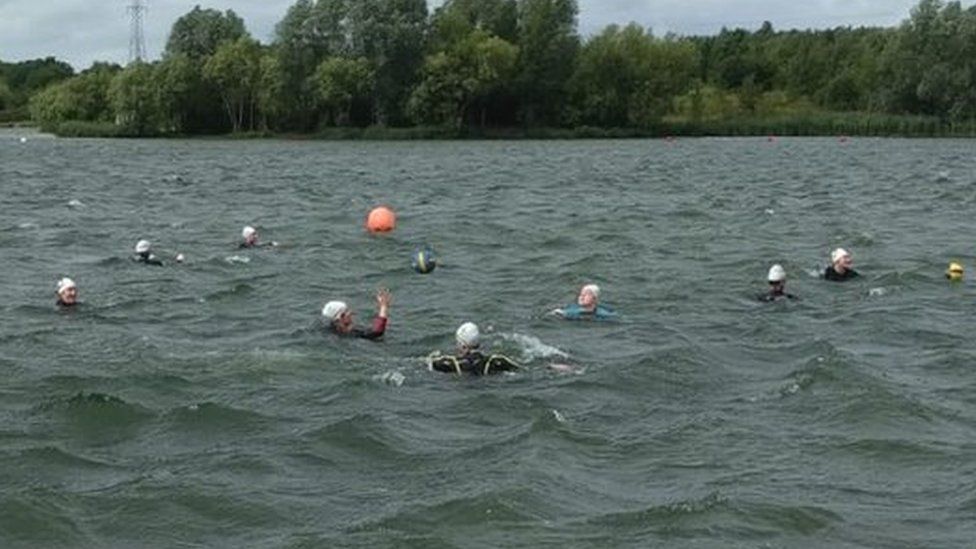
(4, 0), (976, 137)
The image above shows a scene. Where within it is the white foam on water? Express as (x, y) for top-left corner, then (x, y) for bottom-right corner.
(374, 371), (405, 387)
(68, 199), (85, 208)
(17, 222), (38, 229)
(869, 287), (887, 297)
(225, 255), (251, 264)
(552, 409), (566, 423)
(501, 332), (569, 361)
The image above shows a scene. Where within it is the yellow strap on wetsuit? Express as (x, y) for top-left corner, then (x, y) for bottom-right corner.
(484, 354), (518, 375)
(427, 351), (462, 376)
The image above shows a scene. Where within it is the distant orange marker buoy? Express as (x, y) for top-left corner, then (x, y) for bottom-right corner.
(366, 206), (396, 233)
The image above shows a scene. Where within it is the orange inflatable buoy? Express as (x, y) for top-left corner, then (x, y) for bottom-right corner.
(366, 206), (396, 232)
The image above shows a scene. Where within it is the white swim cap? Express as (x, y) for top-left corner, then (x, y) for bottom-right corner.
(456, 322), (480, 347)
(175, 253), (185, 263)
(768, 264), (786, 282)
(135, 240), (151, 254)
(831, 248), (851, 263)
(57, 277), (76, 293)
(322, 301), (348, 321)
(581, 284), (601, 299)
(242, 226), (256, 239)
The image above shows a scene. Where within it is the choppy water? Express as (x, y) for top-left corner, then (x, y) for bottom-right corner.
(1, 129), (975, 548)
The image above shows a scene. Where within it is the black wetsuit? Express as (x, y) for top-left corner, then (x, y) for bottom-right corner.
(136, 252), (164, 266)
(56, 300), (76, 309)
(332, 316), (387, 340)
(240, 241), (276, 249)
(429, 351), (519, 376)
(758, 290), (798, 302)
(824, 266), (859, 282)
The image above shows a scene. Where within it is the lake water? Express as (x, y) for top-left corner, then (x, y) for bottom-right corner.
(1, 130), (975, 547)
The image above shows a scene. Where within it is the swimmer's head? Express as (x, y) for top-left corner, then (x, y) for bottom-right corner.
(947, 262), (964, 281)
(135, 240), (152, 254)
(578, 284), (600, 308)
(57, 277), (77, 304)
(456, 322), (480, 350)
(768, 264), (786, 283)
(322, 300), (352, 332)
(831, 248), (852, 270)
(242, 226), (258, 245)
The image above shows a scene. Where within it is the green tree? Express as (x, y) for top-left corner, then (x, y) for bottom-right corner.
(0, 79), (12, 111)
(109, 62), (161, 135)
(345, 0), (428, 125)
(165, 5), (248, 59)
(516, 0), (580, 125)
(409, 30), (518, 129)
(153, 54), (202, 133)
(256, 53), (286, 131)
(571, 24), (695, 127)
(430, 0), (518, 49)
(28, 65), (117, 128)
(274, 0), (350, 130)
(313, 57), (374, 126)
(203, 37), (262, 132)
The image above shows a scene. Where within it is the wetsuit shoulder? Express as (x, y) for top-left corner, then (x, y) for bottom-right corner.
(825, 267), (858, 282)
(429, 355), (461, 374)
(558, 304), (585, 320)
(594, 305), (616, 319)
(484, 355), (519, 375)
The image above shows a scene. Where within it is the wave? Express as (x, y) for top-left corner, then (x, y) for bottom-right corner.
(160, 402), (272, 436)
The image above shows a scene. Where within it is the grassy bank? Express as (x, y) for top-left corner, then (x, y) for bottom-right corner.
(41, 112), (976, 139)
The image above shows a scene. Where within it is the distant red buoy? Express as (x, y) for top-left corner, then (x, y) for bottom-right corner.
(366, 206), (396, 233)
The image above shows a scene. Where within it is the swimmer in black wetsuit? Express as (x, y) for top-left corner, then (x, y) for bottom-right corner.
(56, 277), (78, 308)
(134, 240), (164, 266)
(321, 289), (391, 340)
(428, 322), (519, 376)
(824, 248), (859, 282)
(759, 264), (798, 302)
(240, 226), (278, 249)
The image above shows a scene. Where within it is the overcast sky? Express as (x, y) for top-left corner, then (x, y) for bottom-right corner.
(0, 0), (971, 70)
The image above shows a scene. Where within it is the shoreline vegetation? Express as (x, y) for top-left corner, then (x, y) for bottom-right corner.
(36, 115), (976, 140)
(3, 0), (976, 140)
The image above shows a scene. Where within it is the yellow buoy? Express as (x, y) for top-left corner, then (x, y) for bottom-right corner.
(946, 262), (964, 281)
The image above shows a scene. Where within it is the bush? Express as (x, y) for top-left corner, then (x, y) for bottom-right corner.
(51, 120), (124, 137)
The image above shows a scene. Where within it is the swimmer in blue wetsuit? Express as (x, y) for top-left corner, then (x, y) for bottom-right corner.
(552, 284), (615, 320)
(428, 322), (518, 376)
